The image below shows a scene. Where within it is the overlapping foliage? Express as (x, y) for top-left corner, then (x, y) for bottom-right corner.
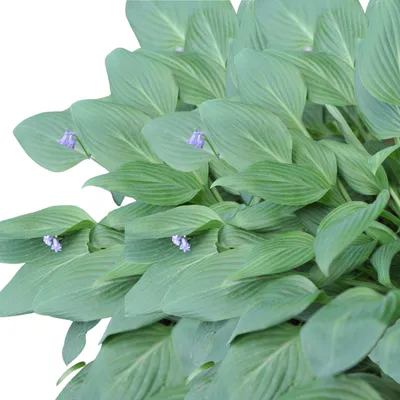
(3, 0), (400, 399)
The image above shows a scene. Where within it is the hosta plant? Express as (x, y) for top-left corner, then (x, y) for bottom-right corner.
(3, 0), (400, 399)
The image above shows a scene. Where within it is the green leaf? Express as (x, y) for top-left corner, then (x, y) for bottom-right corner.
(190, 319), (238, 366)
(301, 287), (400, 376)
(125, 205), (222, 240)
(213, 161), (331, 206)
(314, 190), (390, 275)
(0, 206), (94, 239)
(322, 141), (389, 196)
(13, 109), (86, 172)
(62, 321), (99, 365)
(368, 144), (400, 175)
(84, 162), (205, 206)
(371, 241), (400, 288)
(314, 2), (367, 66)
(270, 50), (356, 106)
(125, 230), (218, 316)
(89, 224), (124, 250)
(230, 276), (320, 342)
(255, 0), (319, 51)
(295, 203), (334, 236)
(0, 230), (90, 317)
(210, 202), (242, 223)
(56, 363), (92, 400)
(356, 62), (400, 140)
(81, 324), (184, 399)
(218, 225), (270, 249)
(353, 373), (400, 400)
(370, 320), (400, 384)
(125, 0), (230, 51)
(161, 248), (299, 321)
(106, 49), (178, 116)
(235, 49), (307, 132)
(148, 385), (189, 400)
(210, 324), (314, 400)
(199, 100), (293, 170)
(34, 246), (136, 321)
(278, 375), (384, 400)
(0, 237), (51, 264)
(291, 131), (338, 187)
(229, 201), (301, 233)
(359, 0), (400, 105)
(100, 301), (164, 343)
(56, 362), (86, 386)
(185, 6), (238, 66)
(71, 100), (158, 170)
(228, 231), (315, 280)
(100, 201), (172, 231)
(140, 51), (226, 105)
(142, 110), (215, 172)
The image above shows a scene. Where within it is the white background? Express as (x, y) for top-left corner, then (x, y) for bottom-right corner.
(0, 0), (370, 398)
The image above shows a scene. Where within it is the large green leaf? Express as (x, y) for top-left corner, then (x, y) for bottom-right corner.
(371, 241), (400, 288)
(314, 2), (367, 66)
(322, 141), (389, 196)
(355, 62), (400, 140)
(0, 205), (94, 240)
(106, 49), (178, 117)
(33, 246), (136, 321)
(140, 50), (226, 105)
(213, 161), (331, 206)
(0, 230), (89, 317)
(125, 205), (222, 240)
(301, 287), (400, 377)
(229, 201), (301, 233)
(125, 230), (218, 316)
(278, 375), (384, 400)
(185, 6), (238, 66)
(71, 100), (158, 170)
(0, 237), (50, 264)
(142, 110), (215, 172)
(100, 201), (172, 231)
(270, 50), (355, 106)
(370, 320), (400, 384)
(235, 49), (307, 132)
(88, 224), (125, 251)
(218, 225), (270, 249)
(148, 386), (189, 400)
(228, 231), (315, 280)
(13, 109), (87, 172)
(210, 324), (314, 400)
(79, 324), (184, 399)
(199, 100), (293, 170)
(368, 144), (400, 176)
(314, 190), (390, 275)
(125, 0), (230, 51)
(84, 162), (205, 206)
(255, 0), (319, 51)
(230, 276), (320, 341)
(359, 0), (400, 105)
(62, 320), (99, 365)
(161, 248), (297, 321)
(101, 301), (164, 343)
(354, 373), (400, 400)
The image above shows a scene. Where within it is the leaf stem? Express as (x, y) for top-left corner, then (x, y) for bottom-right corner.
(337, 179), (352, 202)
(209, 178), (224, 203)
(204, 136), (220, 159)
(76, 136), (91, 159)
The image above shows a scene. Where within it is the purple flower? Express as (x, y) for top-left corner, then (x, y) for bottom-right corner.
(172, 235), (182, 246)
(303, 46), (313, 52)
(51, 238), (62, 253)
(179, 237), (191, 253)
(187, 129), (205, 149)
(43, 235), (53, 246)
(58, 129), (77, 149)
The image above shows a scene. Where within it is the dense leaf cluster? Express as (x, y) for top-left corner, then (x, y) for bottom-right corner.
(3, 0), (400, 399)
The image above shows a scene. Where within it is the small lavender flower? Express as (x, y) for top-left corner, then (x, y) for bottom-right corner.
(43, 235), (53, 246)
(303, 46), (313, 52)
(172, 235), (182, 246)
(176, 46), (184, 52)
(187, 129), (205, 149)
(179, 237), (191, 253)
(51, 238), (62, 253)
(58, 129), (77, 149)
